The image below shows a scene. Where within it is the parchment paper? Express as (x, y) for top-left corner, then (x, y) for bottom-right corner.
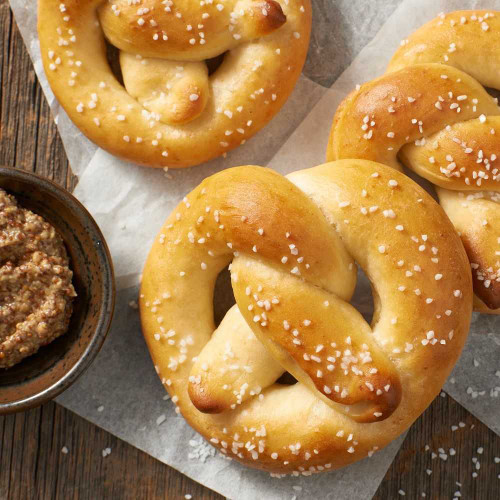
(7, 0), (500, 498)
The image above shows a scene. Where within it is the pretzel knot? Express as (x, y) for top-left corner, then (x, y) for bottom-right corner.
(38, 0), (311, 168)
(140, 161), (472, 473)
(328, 10), (500, 313)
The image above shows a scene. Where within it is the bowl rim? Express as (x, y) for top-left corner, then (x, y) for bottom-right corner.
(0, 166), (116, 414)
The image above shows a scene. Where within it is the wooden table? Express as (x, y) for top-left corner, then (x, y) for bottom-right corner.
(1, 2), (499, 498)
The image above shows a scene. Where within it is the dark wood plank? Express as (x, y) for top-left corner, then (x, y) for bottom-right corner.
(375, 393), (500, 500)
(0, 1), (499, 499)
(0, 0), (76, 189)
(0, 401), (224, 500)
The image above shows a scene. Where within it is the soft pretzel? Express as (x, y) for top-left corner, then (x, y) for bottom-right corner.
(140, 160), (472, 473)
(38, 0), (311, 168)
(328, 11), (500, 313)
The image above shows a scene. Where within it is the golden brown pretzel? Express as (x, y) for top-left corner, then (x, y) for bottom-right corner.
(38, 0), (311, 168)
(140, 160), (472, 473)
(328, 11), (500, 313)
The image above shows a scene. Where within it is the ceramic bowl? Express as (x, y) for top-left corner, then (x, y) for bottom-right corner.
(0, 166), (115, 414)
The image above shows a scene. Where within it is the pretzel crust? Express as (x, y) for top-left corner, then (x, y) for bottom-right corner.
(140, 161), (472, 473)
(38, 0), (311, 168)
(388, 11), (500, 89)
(328, 12), (500, 312)
(387, 10), (500, 312)
(328, 64), (499, 171)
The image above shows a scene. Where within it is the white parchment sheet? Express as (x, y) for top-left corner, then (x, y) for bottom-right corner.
(8, 0), (500, 498)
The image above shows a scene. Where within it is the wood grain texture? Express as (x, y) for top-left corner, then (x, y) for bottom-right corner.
(0, 1), (76, 190)
(0, 1), (499, 498)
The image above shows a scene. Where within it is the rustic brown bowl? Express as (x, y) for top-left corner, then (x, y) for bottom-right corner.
(0, 166), (115, 414)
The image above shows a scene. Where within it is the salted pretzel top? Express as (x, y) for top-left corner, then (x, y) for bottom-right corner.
(98, 0), (288, 61)
(386, 11), (500, 312)
(389, 11), (500, 90)
(38, 0), (311, 168)
(140, 161), (472, 473)
(328, 63), (500, 184)
(328, 11), (500, 312)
